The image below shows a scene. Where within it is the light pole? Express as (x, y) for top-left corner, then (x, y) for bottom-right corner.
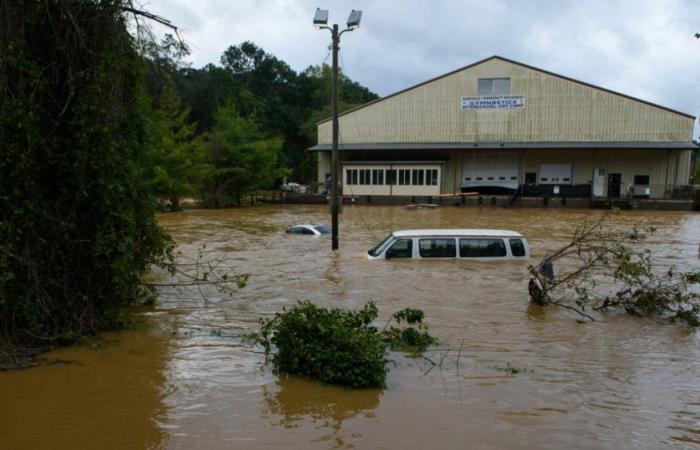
(314, 8), (362, 251)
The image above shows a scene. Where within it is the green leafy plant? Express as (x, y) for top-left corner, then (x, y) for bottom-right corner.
(259, 302), (438, 388)
(259, 301), (388, 388)
(381, 308), (436, 353)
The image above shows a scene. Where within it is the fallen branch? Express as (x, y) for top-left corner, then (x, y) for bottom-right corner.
(528, 211), (700, 326)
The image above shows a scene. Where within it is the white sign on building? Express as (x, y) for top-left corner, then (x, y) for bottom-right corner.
(461, 95), (525, 110)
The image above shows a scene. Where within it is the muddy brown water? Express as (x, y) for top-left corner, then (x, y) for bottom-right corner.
(1, 206), (699, 449)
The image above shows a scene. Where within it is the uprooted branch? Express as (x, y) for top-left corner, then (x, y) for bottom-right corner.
(528, 212), (700, 326)
(142, 245), (249, 300)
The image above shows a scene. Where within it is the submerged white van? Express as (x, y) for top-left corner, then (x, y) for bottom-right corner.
(367, 229), (529, 260)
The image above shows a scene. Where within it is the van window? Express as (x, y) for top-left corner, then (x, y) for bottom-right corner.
(459, 238), (506, 257)
(419, 239), (456, 258)
(509, 238), (526, 257)
(387, 239), (412, 258)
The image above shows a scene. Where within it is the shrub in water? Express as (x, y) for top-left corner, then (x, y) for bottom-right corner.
(382, 308), (437, 352)
(259, 301), (388, 388)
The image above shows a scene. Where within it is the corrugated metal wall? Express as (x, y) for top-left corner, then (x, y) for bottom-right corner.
(319, 58), (693, 145)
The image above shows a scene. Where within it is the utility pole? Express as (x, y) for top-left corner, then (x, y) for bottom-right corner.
(314, 8), (362, 251)
(330, 24), (340, 250)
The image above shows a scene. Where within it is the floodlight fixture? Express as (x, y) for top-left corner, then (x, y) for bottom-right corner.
(313, 8), (328, 27)
(346, 10), (362, 28)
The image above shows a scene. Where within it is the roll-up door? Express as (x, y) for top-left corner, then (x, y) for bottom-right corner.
(538, 164), (572, 185)
(462, 151), (519, 189)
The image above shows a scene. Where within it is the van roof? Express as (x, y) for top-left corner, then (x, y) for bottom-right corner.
(392, 229), (524, 238)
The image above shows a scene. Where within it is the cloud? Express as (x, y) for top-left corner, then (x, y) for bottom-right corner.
(145, 0), (700, 131)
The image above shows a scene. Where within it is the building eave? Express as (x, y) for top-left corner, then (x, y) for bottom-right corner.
(307, 141), (700, 152)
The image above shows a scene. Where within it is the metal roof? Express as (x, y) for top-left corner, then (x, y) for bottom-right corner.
(318, 55), (696, 124)
(340, 160), (447, 164)
(392, 229), (524, 238)
(308, 141), (699, 152)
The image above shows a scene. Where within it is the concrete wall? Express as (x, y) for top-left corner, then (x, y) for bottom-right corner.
(318, 57), (694, 145)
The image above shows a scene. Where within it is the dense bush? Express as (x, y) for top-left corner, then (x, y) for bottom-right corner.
(0, 2), (171, 344)
(259, 302), (438, 388)
(260, 302), (388, 388)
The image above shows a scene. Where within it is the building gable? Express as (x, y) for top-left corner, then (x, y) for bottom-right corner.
(317, 56), (694, 145)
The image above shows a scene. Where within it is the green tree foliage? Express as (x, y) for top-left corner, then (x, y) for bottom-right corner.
(0, 2), (171, 344)
(171, 41), (378, 183)
(260, 302), (388, 388)
(200, 105), (288, 206)
(145, 88), (204, 210)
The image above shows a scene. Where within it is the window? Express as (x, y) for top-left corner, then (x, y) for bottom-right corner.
(478, 77), (511, 96)
(346, 169), (358, 185)
(459, 239), (507, 257)
(419, 239), (456, 258)
(372, 169), (384, 185)
(386, 169), (397, 185)
(387, 239), (412, 258)
(634, 175), (650, 185)
(399, 169), (411, 185)
(412, 169), (424, 185)
(509, 238), (526, 257)
(358, 169), (370, 185)
(426, 169), (439, 185)
(525, 172), (537, 184)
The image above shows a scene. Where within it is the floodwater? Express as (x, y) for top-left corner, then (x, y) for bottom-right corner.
(1, 205), (699, 449)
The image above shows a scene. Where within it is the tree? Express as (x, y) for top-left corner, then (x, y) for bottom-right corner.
(146, 88), (204, 210)
(0, 1), (171, 345)
(200, 105), (288, 206)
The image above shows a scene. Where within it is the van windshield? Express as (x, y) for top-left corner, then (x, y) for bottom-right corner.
(368, 234), (395, 257)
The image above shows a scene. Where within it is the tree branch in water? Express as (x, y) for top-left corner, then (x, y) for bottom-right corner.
(528, 211), (700, 326)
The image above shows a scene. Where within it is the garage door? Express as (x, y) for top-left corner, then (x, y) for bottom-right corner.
(538, 164), (572, 185)
(462, 151), (519, 189)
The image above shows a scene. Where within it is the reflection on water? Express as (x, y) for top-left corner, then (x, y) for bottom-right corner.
(262, 374), (381, 441)
(1, 205), (699, 449)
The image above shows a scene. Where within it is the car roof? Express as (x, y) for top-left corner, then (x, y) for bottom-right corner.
(290, 224), (326, 228)
(391, 229), (524, 238)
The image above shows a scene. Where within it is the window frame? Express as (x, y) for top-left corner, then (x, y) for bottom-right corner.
(386, 238), (413, 259)
(477, 77), (511, 96)
(459, 238), (508, 258)
(509, 238), (526, 257)
(418, 238), (457, 258)
(633, 175), (650, 185)
(398, 169), (411, 186)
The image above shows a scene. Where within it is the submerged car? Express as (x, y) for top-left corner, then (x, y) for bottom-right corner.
(368, 229), (529, 260)
(286, 224), (331, 236)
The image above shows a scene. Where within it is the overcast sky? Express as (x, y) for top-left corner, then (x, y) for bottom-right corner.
(147, 0), (700, 132)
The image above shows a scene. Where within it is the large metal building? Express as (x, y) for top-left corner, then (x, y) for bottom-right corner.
(310, 56), (697, 202)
